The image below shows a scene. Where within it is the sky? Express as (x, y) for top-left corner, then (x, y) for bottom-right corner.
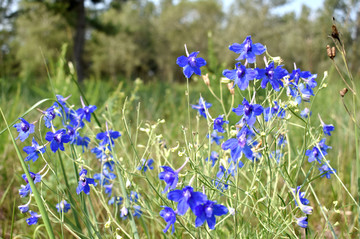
(150, 0), (325, 16)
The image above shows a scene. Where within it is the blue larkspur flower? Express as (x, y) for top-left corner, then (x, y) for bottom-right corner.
(194, 200), (228, 230)
(14, 118), (35, 142)
(43, 106), (56, 128)
(263, 101), (285, 122)
(222, 62), (257, 90)
(133, 205), (142, 218)
(56, 200), (71, 213)
(318, 161), (336, 179)
(229, 36), (266, 63)
(318, 115), (335, 136)
(45, 129), (71, 153)
(108, 196), (123, 205)
(76, 169), (97, 195)
(159, 166), (179, 193)
(130, 191), (140, 203)
(77, 105), (97, 122)
(191, 97), (212, 119)
(292, 186), (312, 215)
(160, 206), (177, 234)
(207, 131), (224, 145)
(298, 83), (314, 102)
(96, 130), (121, 146)
(137, 159), (154, 172)
(91, 144), (112, 161)
(176, 51), (207, 78)
(289, 68), (312, 85)
(306, 138), (331, 164)
(296, 216), (308, 228)
(76, 135), (90, 152)
(205, 151), (219, 167)
(18, 204), (29, 213)
(213, 115), (229, 133)
(256, 62), (288, 91)
(23, 137), (46, 162)
(94, 161), (116, 185)
(300, 108), (311, 118)
(26, 211), (41, 225)
(19, 184), (31, 198)
(233, 98), (263, 127)
(167, 186), (207, 215)
(222, 126), (255, 162)
(213, 165), (230, 191)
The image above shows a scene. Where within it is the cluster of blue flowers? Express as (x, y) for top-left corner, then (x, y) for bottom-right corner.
(177, 35), (336, 231)
(14, 95), (145, 225)
(159, 160), (228, 233)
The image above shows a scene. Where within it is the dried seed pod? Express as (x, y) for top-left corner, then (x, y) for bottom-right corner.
(202, 73), (210, 86)
(227, 82), (235, 95)
(326, 45), (335, 59)
(331, 46), (336, 58)
(340, 88), (348, 97)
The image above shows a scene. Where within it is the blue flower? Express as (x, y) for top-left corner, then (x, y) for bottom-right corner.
(18, 204), (29, 213)
(108, 196), (123, 205)
(232, 98), (263, 127)
(176, 51), (207, 78)
(319, 115), (335, 136)
(167, 186), (207, 216)
(94, 161), (116, 185)
(26, 211), (41, 225)
(56, 200), (71, 213)
(213, 165), (230, 191)
(222, 126), (255, 161)
(222, 62), (257, 90)
(69, 109), (85, 128)
(76, 135), (90, 152)
(300, 108), (311, 118)
(96, 130), (121, 146)
(22, 171), (42, 185)
(306, 138), (331, 164)
(207, 131), (224, 145)
(160, 206), (177, 234)
(130, 191), (140, 203)
(104, 184), (113, 197)
(194, 200), (228, 230)
(23, 137), (46, 162)
(43, 106), (56, 128)
(296, 216), (308, 228)
(292, 186), (310, 207)
(91, 144), (112, 161)
(205, 151), (219, 167)
(77, 105), (97, 122)
(13, 118), (35, 142)
(45, 129), (71, 153)
(229, 36), (266, 63)
(289, 68), (312, 85)
(19, 184), (31, 197)
(298, 83), (314, 102)
(191, 97), (212, 119)
(278, 134), (287, 147)
(263, 101), (285, 122)
(213, 115), (229, 133)
(137, 159), (154, 172)
(159, 166), (179, 193)
(256, 62), (288, 91)
(133, 205), (142, 218)
(76, 169), (97, 195)
(66, 126), (78, 144)
(318, 161), (336, 179)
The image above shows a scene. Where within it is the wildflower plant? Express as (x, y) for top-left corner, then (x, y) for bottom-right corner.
(1, 30), (358, 238)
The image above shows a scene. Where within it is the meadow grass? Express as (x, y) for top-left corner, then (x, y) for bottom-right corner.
(0, 43), (359, 238)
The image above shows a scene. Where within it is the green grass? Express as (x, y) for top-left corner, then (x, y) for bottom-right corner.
(0, 61), (359, 238)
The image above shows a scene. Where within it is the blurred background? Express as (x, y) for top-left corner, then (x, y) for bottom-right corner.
(0, 0), (359, 84)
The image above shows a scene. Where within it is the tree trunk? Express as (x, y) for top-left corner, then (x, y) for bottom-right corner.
(73, 0), (86, 82)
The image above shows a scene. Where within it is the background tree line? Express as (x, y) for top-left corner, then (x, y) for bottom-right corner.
(0, 0), (360, 83)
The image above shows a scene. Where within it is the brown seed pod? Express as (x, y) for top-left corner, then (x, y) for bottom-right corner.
(227, 82), (235, 95)
(331, 47), (336, 58)
(326, 45), (335, 59)
(340, 88), (348, 97)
